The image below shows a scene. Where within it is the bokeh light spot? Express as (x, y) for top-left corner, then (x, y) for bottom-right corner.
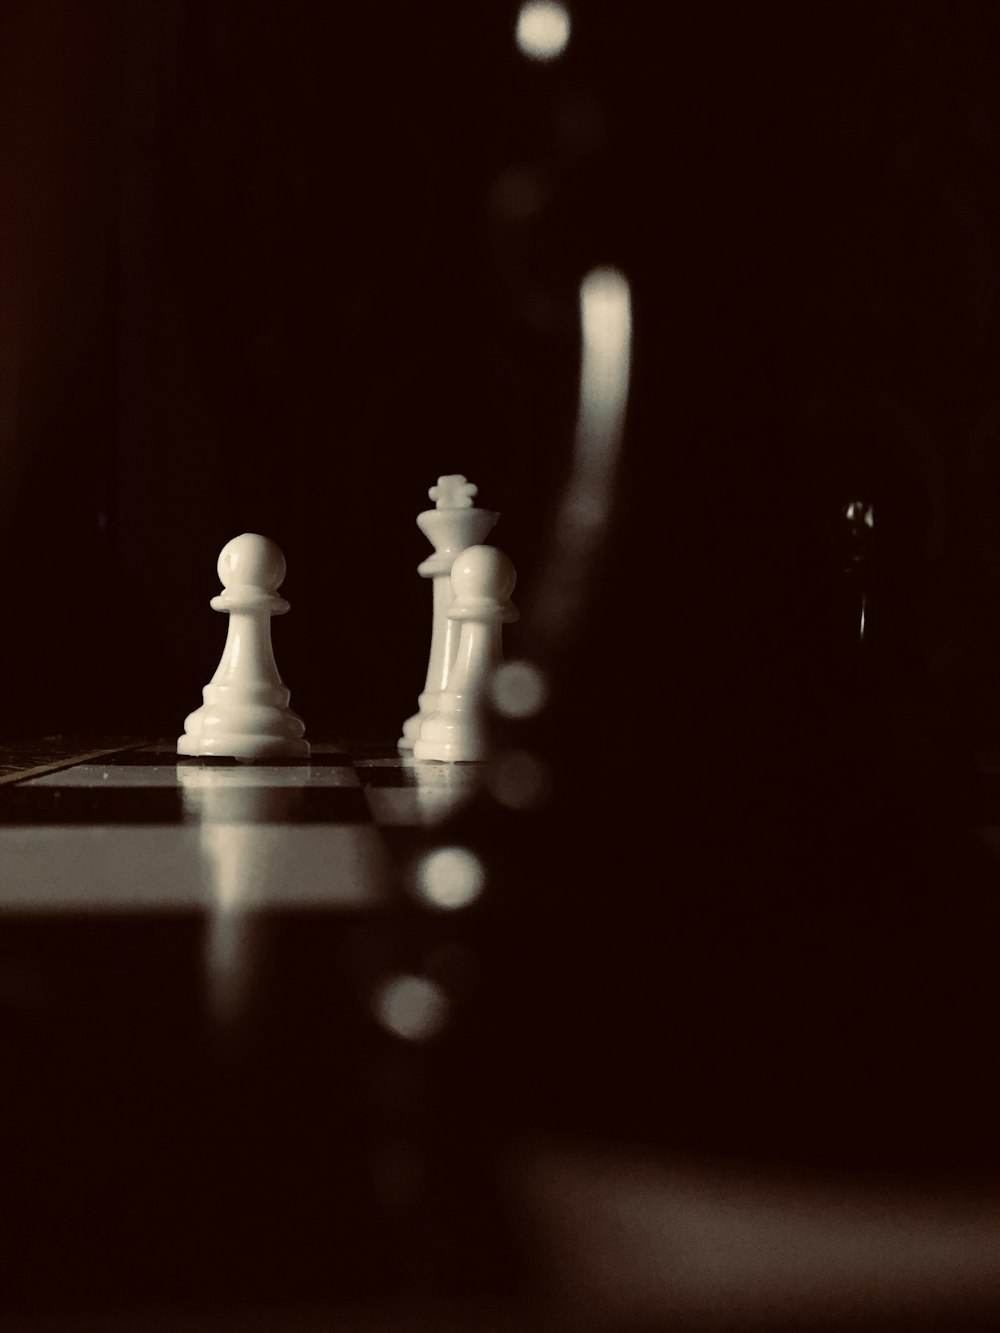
(416, 846), (485, 910)
(374, 975), (449, 1042)
(489, 749), (551, 811)
(516, 1), (570, 61)
(491, 659), (549, 719)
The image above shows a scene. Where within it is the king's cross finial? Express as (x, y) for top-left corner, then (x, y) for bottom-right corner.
(429, 474), (478, 509)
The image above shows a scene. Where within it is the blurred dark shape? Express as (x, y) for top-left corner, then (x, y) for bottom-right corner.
(841, 498), (875, 571)
(838, 498), (875, 645)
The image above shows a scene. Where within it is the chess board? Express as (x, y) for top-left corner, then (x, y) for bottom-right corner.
(6, 737), (1000, 1329)
(0, 738), (484, 913)
(0, 738), (514, 1322)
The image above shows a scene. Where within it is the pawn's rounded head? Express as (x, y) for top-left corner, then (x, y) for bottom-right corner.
(451, 544), (516, 601)
(217, 533), (286, 591)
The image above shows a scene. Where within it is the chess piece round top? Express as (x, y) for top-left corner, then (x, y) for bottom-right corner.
(180, 531), (306, 757)
(450, 544), (518, 621)
(217, 533), (286, 592)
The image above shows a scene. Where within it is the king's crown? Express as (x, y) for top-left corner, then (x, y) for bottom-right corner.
(429, 475), (478, 509)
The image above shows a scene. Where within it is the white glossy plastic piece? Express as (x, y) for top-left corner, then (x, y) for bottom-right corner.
(398, 475), (498, 750)
(413, 545), (518, 763)
(177, 533), (309, 760)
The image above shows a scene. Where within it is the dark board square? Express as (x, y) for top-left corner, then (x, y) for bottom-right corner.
(0, 785), (373, 825)
(0, 787), (188, 825)
(104, 749), (184, 766)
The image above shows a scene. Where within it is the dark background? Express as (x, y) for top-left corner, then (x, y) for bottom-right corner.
(7, 6), (1000, 1319)
(5, 0), (1000, 761)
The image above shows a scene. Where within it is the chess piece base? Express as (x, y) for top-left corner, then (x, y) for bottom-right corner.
(177, 732), (310, 760)
(178, 701), (309, 760)
(413, 707), (488, 763)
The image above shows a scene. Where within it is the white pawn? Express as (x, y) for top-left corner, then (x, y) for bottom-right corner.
(399, 475), (498, 750)
(177, 533), (309, 760)
(413, 545), (517, 763)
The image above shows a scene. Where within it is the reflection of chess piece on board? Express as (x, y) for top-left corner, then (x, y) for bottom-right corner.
(414, 545), (518, 762)
(178, 533), (309, 760)
(399, 475), (498, 751)
(179, 767), (305, 1034)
